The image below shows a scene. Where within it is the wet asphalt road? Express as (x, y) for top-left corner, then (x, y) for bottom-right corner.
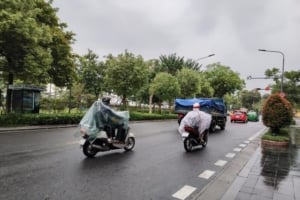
(0, 119), (266, 200)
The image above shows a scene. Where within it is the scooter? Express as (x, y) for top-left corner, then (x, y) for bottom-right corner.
(181, 126), (208, 152)
(80, 125), (135, 158)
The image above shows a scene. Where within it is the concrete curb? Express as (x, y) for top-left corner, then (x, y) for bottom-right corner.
(0, 124), (78, 132)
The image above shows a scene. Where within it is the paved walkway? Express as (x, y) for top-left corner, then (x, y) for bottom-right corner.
(195, 120), (300, 200)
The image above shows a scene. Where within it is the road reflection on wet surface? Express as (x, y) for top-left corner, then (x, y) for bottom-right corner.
(260, 127), (300, 193)
(261, 145), (295, 189)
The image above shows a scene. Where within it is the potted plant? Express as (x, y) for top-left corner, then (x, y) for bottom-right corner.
(261, 93), (293, 147)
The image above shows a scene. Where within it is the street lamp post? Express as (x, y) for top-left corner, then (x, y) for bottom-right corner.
(196, 54), (215, 61)
(195, 54), (215, 70)
(258, 49), (285, 93)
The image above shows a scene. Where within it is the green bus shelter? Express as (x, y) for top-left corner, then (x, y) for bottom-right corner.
(8, 85), (44, 113)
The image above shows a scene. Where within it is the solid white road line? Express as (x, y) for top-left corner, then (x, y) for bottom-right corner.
(198, 170), (215, 179)
(172, 185), (196, 200)
(215, 160), (228, 167)
(248, 127), (268, 141)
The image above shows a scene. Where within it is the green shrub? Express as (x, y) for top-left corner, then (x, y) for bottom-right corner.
(0, 111), (177, 127)
(262, 128), (290, 142)
(262, 93), (293, 135)
(129, 111), (177, 121)
(0, 113), (83, 126)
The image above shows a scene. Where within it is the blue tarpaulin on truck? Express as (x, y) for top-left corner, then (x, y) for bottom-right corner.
(175, 98), (226, 114)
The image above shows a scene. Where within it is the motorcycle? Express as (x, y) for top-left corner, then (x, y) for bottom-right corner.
(79, 125), (135, 158)
(78, 100), (135, 158)
(181, 126), (208, 152)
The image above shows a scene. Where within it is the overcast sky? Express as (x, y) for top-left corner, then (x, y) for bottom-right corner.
(52, 0), (300, 91)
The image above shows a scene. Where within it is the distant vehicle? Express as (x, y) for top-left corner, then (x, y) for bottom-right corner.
(175, 98), (227, 132)
(230, 110), (248, 123)
(247, 110), (259, 122)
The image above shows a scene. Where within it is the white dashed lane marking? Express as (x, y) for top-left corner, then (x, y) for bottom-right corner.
(233, 148), (242, 152)
(239, 143), (247, 147)
(172, 185), (196, 200)
(198, 170), (215, 179)
(225, 153), (236, 158)
(215, 160), (227, 167)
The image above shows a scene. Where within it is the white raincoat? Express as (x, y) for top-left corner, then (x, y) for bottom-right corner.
(178, 110), (212, 136)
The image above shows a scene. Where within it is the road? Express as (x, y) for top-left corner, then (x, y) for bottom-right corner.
(0, 119), (266, 200)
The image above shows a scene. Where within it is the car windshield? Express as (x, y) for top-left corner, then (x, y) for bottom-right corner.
(234, 111), (243, 115)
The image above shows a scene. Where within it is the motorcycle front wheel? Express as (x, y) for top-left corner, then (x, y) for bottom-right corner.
(183, 138), (193, 152)
(124, 137), (135, 151)
(83, 140), (97, 158)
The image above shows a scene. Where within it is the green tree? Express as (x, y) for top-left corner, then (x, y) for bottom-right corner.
(149, 72), (180, 113)
(183, 58), (202, 71)
(240, 90), (261, 110)
(223, 93), (241, 111)
(77, 49), (105, 99)
(176, 68), (200, 98)
(133, 59), (157, 106)
(281, 70), (300, 107)
(156, 53), (184, 75)
(204, 63), (245, 97)
(195, 73), (214, 97)
(265, 68), (300, 107)
(0, 0), (76, 112)
(104, 50), (149, 108)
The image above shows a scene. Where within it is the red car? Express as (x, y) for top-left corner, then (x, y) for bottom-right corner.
(230, 110), (248, 123)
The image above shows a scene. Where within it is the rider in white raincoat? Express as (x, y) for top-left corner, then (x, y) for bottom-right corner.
(178, 102), (212, 139)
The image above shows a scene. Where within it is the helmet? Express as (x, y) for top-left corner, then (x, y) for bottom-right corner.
(102, 97), (111, 105)
(193, 102), (200, 110)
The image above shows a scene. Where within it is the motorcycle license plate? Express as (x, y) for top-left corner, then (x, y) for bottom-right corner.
(182, 132), (189, 137)
(79, 139), (85, 146)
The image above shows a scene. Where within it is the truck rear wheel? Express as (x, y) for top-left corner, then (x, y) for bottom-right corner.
(209, 120), (216, 132)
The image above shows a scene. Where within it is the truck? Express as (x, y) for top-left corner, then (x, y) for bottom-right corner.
(175, 98), (227, 132)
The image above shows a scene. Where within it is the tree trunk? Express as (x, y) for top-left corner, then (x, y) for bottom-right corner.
(149, 94), (153, 114)
(6, 73), (14, 113)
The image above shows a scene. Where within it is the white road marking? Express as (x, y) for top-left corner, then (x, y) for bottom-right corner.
(244, 140), (250, 144)
(198, 170), (215, 179)
(172, 185), (196, 200)
(233, 148), (242, 152)
(239, 143), (247, 147)
(215, 160), (227, 167)
(226, 153), (236, 158)
(248, 127), (268, 140)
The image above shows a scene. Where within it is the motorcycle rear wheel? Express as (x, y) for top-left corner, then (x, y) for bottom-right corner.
(124, 137), (135, 151)
(83, 141), (97, 158)
(184, 138), (193, 152)
(202, 134), (208, 148)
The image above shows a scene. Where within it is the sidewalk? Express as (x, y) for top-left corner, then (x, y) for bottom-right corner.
(194, 120), (300, 200)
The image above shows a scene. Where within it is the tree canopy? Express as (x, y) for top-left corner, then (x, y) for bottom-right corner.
(176, 67), (201, 98)
(77, 49), (105, 99)
(104, 50), (149, 106)
(204, 63), (245, 97)
(0, 0), (76, 111)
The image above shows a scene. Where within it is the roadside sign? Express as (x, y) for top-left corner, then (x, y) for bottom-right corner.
(280, 92), (286, 98)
